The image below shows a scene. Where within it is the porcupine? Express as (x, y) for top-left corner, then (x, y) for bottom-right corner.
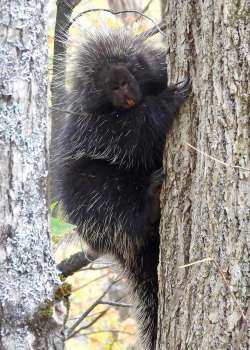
(55, 29), (191, 349)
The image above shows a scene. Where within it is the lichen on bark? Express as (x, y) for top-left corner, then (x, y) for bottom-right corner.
(0, 1), (64, 349)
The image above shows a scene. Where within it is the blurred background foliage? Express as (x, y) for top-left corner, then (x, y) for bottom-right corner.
(48, 1), (162, 349)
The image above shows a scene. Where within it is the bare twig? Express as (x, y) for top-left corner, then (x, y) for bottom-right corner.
(72, 272), (110, 292)
(77, 308), (109, 329)
(99, 301), (132, 308)
(67, 307), (110, 339)
(142, 0), (155, 14)
(80, 265), (113, 271)
(69, 8), (168, 39)
(179, 257), (213, 268)
(67, 295), (129, 339)
(66, 278), (122, 337)
(68, 309), (110, 321)
(140, 20), (167, 39)
(186, 142), (250, 172)
(134, 0), (155, 23)
(179, 257), (247, 320)
(73, 329), (135, 337)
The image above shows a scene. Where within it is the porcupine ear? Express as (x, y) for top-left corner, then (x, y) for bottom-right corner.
(134, 27), (168, 86)
(137, 47), (168, 89)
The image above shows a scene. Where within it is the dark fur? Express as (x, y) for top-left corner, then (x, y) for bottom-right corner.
(55, 30), (190, 349)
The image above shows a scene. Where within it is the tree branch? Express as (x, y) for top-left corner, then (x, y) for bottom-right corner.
(69, 8), (167, 40)
(99, 301), (132, 308)
(50, 0), (81, 201)
(51, 0), (81, 102)
(67, 307), (110, 339)
(57, 251), (98, 277)
(140, 20), (167, 39)
(142, 0), (155, 14)
(66, 278), (122, 337)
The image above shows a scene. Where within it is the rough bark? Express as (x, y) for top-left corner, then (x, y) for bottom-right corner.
(157, 1), (249, 349)
(0, 1), (66, 349)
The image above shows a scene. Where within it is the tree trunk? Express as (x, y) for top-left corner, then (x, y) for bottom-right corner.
(50, 0), (81, 202)
(157, 1), (249, 349)
(0, 1), (65, 349)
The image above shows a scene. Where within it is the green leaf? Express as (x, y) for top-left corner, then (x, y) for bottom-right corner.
(50, 201), (58, 211)
(50, 216), (76, 237)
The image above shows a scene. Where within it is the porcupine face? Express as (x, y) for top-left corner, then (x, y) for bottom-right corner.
(101, 64), (141, 110)
(70, 29), (168, 113)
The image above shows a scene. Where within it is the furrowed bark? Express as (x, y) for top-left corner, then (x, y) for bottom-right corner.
(0, 1), (66, 349)
(158, 1), (249, 349)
